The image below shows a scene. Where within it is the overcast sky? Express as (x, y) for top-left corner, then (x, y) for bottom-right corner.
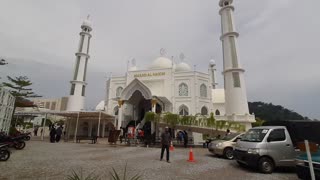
(0, 0), (319, 119)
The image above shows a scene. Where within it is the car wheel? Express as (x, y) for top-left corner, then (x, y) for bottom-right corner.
(258, 157), (274, 174)
(224, 147), (234, 160)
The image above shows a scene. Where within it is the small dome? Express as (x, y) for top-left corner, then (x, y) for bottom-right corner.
(175, 62), (192, 72)
(81, 19), (92, 31)
(95, 101), (105, 111)
(209, 59), (216, 65)
(150, 57), (173, 69)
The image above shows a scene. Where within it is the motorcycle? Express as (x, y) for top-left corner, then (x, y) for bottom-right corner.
(0, 144), (10, 161)
(0, 133), (26, 150)
(16, 132), (31, 141)
(10, 131), (31, 141)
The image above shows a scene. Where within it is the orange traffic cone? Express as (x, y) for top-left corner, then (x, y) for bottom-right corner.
(170, 142), (174, 151)
(187, 147), (196, 162)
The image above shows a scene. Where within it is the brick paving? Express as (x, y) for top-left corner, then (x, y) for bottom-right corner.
(0, 139), (298, 180)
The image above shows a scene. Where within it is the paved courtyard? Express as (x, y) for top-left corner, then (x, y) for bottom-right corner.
(0, 139), (298, 180)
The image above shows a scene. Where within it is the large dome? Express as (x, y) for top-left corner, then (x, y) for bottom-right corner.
(175, 62), (192, 72)
(149, 57), (173, 69)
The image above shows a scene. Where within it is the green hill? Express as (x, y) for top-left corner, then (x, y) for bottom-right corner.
(248, 101), (307, 122)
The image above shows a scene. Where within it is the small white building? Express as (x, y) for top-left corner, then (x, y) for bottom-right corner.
(0, 88), (15, 134)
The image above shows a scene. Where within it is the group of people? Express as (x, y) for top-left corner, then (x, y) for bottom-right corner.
(49, 125), (64, 143)
(176, 130), (189, 148)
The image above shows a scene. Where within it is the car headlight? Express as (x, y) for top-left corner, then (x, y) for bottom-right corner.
(216, 143), (222, 147)
(295, 159), (305, 166)
(247, 148), (260, 154)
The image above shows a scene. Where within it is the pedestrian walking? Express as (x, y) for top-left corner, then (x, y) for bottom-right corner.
(160, 127), (172, 163)
(55, 125), (63, 142)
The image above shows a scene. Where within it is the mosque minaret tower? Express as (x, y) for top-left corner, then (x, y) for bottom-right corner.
(67, 17), (92, 111)
(219, 0), (254, 128)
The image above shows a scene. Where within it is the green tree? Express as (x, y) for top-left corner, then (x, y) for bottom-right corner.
(2, 76), (41, 126)
(163, 113), (179, 128)
(2, 76), (41, 98)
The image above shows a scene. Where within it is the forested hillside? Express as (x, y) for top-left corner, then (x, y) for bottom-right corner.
(248, 102), (306, 122)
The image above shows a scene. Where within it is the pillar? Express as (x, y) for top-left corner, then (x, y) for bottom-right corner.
(151, 98), (157, 134)
(117, 100), (124, 130)
(102, 119), (106, 138)
(97, 111), (101, 137)
(73, 112), (80, 142)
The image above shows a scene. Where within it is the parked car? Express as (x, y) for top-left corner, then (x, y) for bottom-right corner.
(233, 120), (320, 174)
(208, 133), (244, 160)
(295, 145), (320, 180)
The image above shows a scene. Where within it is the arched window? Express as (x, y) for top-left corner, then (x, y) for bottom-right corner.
(114, 106), (119, 115)
(200, 84), (207, 98)
(201, 106), (208, 115)
(116, 87), (123, 97)
(215, 109), (220, 116)
(179, 83), (188, 96)
(179, 105), (189, 116)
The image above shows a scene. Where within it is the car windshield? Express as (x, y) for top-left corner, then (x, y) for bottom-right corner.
(222, 133), (239, 141)
(241, 129), (269, 142)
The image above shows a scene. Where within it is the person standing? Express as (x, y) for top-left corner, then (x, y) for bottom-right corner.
(49, 125), (56, 143)
(55, 125), (63, 142)
(183, 130), (188, 148)
(34, 127), (38, 136)
(160, 127), (172, 163)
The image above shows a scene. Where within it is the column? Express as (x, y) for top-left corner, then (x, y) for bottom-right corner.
(97, 111), (101, 137)
(88, 120), (93, 137)
(117, 100), (124, 130)
(151, 98), (157, 134)
(102, 119), (106, 138)
(73, 112), (80, 142)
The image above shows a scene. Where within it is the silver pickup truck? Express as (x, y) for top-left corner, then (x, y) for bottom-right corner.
(233, 121), (320, 174)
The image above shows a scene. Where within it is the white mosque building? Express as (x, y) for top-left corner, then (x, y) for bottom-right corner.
(61, 0), (256, 142)
(94, 0), (255, 133)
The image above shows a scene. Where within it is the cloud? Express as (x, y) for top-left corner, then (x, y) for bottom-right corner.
(0, 0), (319, 119)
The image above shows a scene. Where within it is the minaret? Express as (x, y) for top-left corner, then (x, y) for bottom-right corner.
(219, 1), (250, 118)
(209, 59), (217, 89)
(67, 17), (92, 111)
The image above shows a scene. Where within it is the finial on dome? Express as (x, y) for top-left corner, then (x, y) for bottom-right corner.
(160, 48), (167, 57)
(87, 14), (90, 20)
(210, 59), (216, 65)
(131, 58), (136, 66)
(179, 53), (185, 62)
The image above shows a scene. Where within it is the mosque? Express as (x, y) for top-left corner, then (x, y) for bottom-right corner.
(66, 0), (255, 140)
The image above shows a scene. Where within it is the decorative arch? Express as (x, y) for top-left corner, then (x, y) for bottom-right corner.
(179, 104), (189, 116)
(116, 86), (123, 97)
(200, 84), (207, 98)
(201, 106), (208, 115)
(178, 83), (188, 96)
(120, 78), (152, 100)
(215, 109), (220, 115)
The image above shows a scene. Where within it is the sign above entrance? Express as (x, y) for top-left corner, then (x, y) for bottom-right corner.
(134, 72), (165, 78)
